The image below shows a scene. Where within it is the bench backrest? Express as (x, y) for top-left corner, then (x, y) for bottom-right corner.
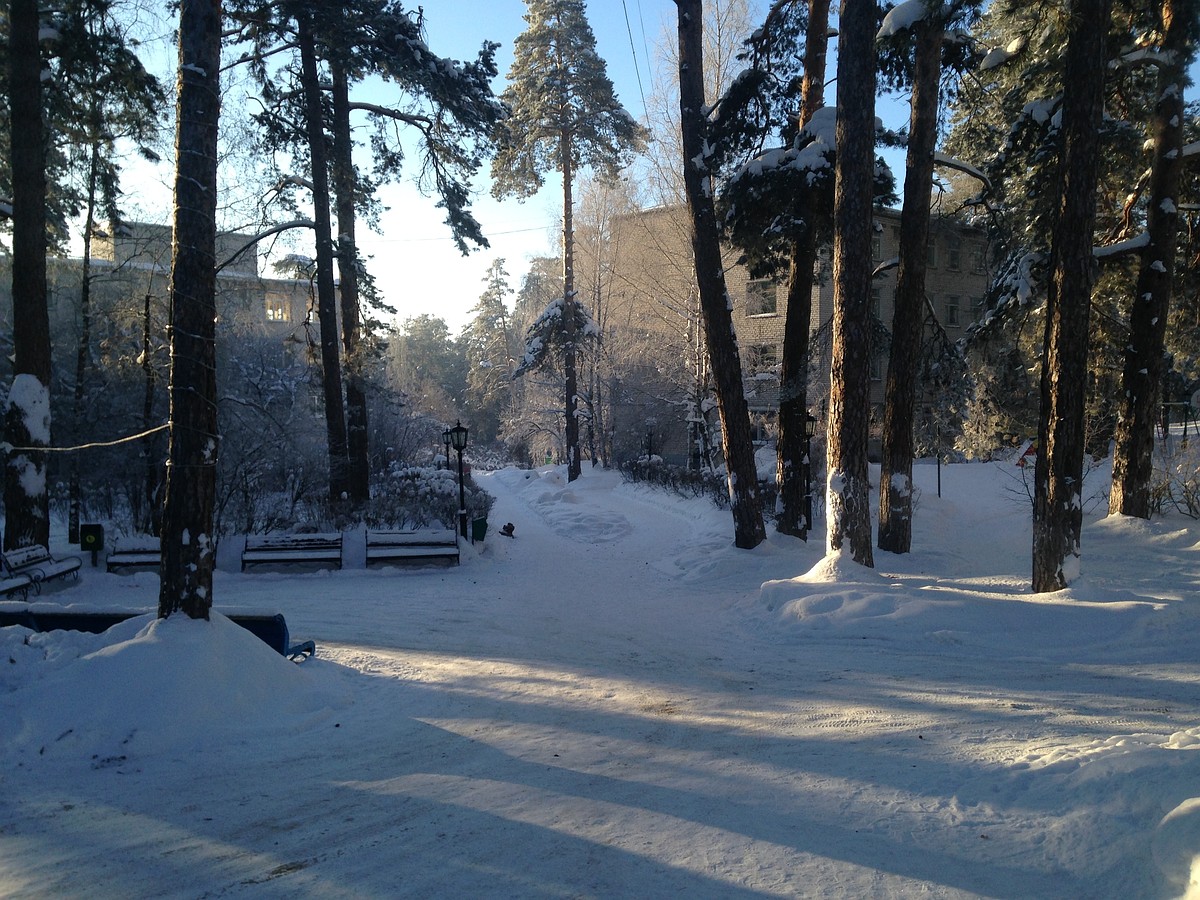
(245, 533), (341, 551)
(5, 545), (50, 570)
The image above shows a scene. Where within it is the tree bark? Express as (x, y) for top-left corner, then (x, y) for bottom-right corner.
(775, 0), (830, 540)
(827, 0), (876, 567)
(1108, 0), (1193, 518)
(331, 60), (370, 504)
(677, 0), (766, 549)
(878, 12), (943, 554)
(70, 146), (100, 545)
(561, 127), (582, 482)
(158, 0), (222, 619)
(4, 0), (52, 552)
(298, 16), (351, 503)
(1032, 0), (1110, 592)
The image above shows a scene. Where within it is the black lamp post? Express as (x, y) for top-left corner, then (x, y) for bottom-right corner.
(803, 412), (818, 535)
(449, 420), (469, 539)
(442, 427), (452, 470)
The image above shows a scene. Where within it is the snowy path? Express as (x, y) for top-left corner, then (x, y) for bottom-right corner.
(3, 464), (1200, 897)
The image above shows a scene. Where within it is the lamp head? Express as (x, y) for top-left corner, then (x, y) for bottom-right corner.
(450, 420), (469, 451)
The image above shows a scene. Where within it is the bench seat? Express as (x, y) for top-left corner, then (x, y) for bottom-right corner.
(3, 545), (82, 593)
(106, 537), (162, 574)
(242, 533), (343, 571)
(366, 529), (459, 567)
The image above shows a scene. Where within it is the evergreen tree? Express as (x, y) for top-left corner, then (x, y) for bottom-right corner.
(1109, 0), (1200, 518)
(233, 0), (502, 503)
(4, 0), (52, 552)
(158, 0), (222, 619)
(677, 0), (766, 550)
(827, 0), (877, 568)
(492, 0), (645, 482)
(876, 0), (982, 554)
(463, 260), (517, 445)
(1032, 0), (1111, 592)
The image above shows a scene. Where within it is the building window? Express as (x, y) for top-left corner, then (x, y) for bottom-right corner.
(946, 240), (962, 271)
(870, 287), (882, 320)
(946, 296), (960, 327)
(872, 223), (883, 260)
(265, 293), (290, 322)
(747, 343), (779, 374)
(927, 238), (939, 269)
(970, 244), (986, 273)
(746, 279), (778, 316)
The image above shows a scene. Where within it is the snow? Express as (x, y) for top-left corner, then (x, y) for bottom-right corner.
(877, 0), (929, 39)
(3, 461), (1200, 897)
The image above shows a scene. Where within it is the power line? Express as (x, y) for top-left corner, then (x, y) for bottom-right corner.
(622, 0), (649, 115)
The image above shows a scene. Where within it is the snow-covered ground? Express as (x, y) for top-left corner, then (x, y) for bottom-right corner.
(2, 459), (1199, 898)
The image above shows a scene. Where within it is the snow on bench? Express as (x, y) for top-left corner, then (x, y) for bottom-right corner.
(105, 536), (162, 574)
(241, 532), (343, 572)
(366, 529), (460, 567)
(2, 545), (82, 594)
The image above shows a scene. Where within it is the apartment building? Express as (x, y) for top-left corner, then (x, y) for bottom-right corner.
(607, 205), (990, 465)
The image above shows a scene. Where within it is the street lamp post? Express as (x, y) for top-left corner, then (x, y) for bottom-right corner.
(804, 412), (817, 536)
(449, 420), (469, 539)
(442, 428), (452, 470)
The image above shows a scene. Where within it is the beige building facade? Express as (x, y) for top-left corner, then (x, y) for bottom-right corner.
(607, 205), (990, 465)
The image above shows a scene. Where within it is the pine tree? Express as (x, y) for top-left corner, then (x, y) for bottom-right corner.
(4, 0), (52, 552)
(827, 0), (877, 568)
(1032, 0), (1111, 592)
(158, 0), (222, 619)
(876, 0), (982, 554)
(464, 260), (518, 445)
(677, 0), (766, 550)
(492, 0), (645, 482)
(1109, 0), (1200, 518)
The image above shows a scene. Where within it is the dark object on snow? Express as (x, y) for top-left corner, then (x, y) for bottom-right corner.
(0, 608), (315, 660)
(499, 523), (515, 538)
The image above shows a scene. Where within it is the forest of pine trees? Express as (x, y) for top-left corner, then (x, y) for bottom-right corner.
(1, 0), (1198, 611)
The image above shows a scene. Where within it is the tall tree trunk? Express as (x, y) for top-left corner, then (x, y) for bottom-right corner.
(677, 0), (766, 549)
(298, 16), (350, 503)
(561, 129), (582, 482)
(331, 60), (370, 504)
(1109, 0), (1194, 518)
(1032, 0), (1110, 592)
(827, 0), (876, 568)
(141, 290), (162, 536)
(776, 0), (830, 540)
(878, 12), (944, 554)
(4, 0), (52, 552)
(70, 148), (101, 545)
(158, 0), (222, 619)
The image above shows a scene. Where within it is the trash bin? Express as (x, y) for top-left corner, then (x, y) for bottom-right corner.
(471, 517), (488, 543)
(80, 523), (104, 566)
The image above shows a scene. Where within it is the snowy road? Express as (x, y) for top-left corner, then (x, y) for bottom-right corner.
(3, 463), (1199, 898)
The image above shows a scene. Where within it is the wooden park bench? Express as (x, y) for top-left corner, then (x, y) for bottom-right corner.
(241, 532), (343, 572)
(0, 573), (33, 600)
(2, 545), (82, 594)
(0, 606), (314, 660)
(105, 536), (162, 574)
(366, 529), (460, 567)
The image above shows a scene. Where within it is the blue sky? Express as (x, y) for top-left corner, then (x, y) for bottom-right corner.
(357, 0), (678, 332)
